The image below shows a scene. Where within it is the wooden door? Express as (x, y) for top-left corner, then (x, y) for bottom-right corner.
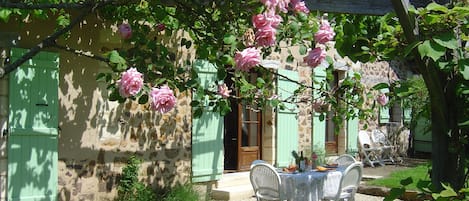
(237, 104), (261, 171)
(8, 48), (59, 201)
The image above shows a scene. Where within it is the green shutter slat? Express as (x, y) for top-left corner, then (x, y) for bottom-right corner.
(276, 69), (299, 167)
(312, 66), (326, 151)
(403, 107), (412, 124)
(379, 88), (390, 124)
(346, 71), (359, 154)
(8, 48), (58, 201)
(191, 60), (224, 183)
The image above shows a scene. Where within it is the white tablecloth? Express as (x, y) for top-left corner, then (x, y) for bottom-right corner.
(279, 167), (344, 201)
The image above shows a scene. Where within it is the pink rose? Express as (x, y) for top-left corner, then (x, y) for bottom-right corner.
(265, 10), (282, 28)
(118, 23), (132, 40)
(252, 14), (270, 29)
(252, 12), (282, 29)
(293, 1), (309, 14)
(234, 47), (261, 72)
(255, 26), (277, 47)
(276, 0), (290, 13)
(314, 20), (335, 44)
(304, 47), (326, 68)
(218, 83), (231, 98)
(156, 23), (165, 32)
(377, 94), (388, 106)
(260, 0), (279, 8)
(117, 68), (143, 98)
(150, 85), (177, 113)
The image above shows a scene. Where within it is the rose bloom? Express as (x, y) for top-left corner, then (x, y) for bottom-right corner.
(304, 47), (326, 68)
(117, 68), (143, 98)
(255, 26), (277, 47)
(234, 47), (261, 72)
(150, 85), (177, 113)
(377, 93), (388, 106)
(218, 83), (231, 98)
(293, 1), (310, 14)
(252, 12), (282, 29)
(260, 0), (279, 8)
(118, 23), (132, 40)
(314, 20), (335, 44)
(276, 0), (290, 13)
(156, 23), (165, 32)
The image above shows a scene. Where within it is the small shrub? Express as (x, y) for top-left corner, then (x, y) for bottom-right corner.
(115, 156), (156, 201)
(162, 183), (200, 201)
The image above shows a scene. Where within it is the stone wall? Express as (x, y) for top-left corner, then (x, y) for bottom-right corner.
(359, 60), (413, 158)
(4, 14), (193, 201)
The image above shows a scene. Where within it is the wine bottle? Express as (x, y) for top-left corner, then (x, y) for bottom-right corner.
(299, 151), (305, 172)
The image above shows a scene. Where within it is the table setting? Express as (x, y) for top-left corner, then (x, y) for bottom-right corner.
(277, 161), (345, 201)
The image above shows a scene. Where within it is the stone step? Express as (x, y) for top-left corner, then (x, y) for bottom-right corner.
(216, 172), (251, 188)
(211, 184), (255, 201)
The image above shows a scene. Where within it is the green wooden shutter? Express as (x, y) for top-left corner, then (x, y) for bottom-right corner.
(312, 66), (326, 151)
(191, 60), (224, 182)
(403, 106), (411, 124)
(8, 48), (59, 201)
(276, 69), (299, 167)
(346, 71), (359, 155)
(379, 88), (390, 124)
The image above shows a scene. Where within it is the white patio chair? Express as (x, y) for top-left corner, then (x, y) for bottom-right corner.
(250, 159), (267, 169)
(358, 130), (383, 167)
(334, 154), (357, 167)
(323, 162), (363, 201)
(249, 163), (282, 201)
(371, 129), (395, 164)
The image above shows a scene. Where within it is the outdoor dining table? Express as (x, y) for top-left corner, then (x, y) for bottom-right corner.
(278, 166), (345, 201)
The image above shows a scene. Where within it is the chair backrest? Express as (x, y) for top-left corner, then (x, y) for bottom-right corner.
(341, 162), (363, 190)
(358, 130), (374, 148)
(335, 154), (357, 167)
(329, 162), (363, 200)
(371, 129), (389, 145)
(250, 160), (267, 169)
(249, 163), (281, 200)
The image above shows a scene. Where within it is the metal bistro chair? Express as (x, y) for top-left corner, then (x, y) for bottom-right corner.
(249, 163), (282, 201)
(371, 129), (395, 164)
(250, 159), (267, 169)
(323, 162), (363, 201)
(358, 130), (383, 167)
(335, 154), (357, 167)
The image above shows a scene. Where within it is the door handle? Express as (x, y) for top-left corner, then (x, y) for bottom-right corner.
(36, 103), (49, 106)
(231, 138), (237, 141)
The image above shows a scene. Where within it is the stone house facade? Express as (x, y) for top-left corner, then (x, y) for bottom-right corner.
(0, 12), (412, 201)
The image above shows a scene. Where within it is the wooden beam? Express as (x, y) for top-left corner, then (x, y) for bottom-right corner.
(305, 0), (394, 15)
(390, 0), (418, 42)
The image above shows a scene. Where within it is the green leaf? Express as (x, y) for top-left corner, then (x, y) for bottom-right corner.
(433, 33), (458, 50)
(426, 3), (448, 13)
(400, 177), (413, 186)
(223, 34), (236, 45)
(299, 45), (307, 55)
(96, 73), (107, 82)
(385, 188), (405, 201)
(372, 83), (389, 90)
(458, 59), (469, 80)
(403, 41), (421, 57)
(418, 40), (446, 61)
(439, 183), (457, 197)
(286, 55), (294, 63)
(0, 9), (12, 22)
(138, 94), (148, 104)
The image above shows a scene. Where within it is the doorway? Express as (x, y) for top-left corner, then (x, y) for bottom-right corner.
(223, 73), (262, 172)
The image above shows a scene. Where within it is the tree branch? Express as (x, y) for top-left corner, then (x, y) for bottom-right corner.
(1, 9), (91, 77)
(51, 43), (109, 63)
(0, 2), (92, 9)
